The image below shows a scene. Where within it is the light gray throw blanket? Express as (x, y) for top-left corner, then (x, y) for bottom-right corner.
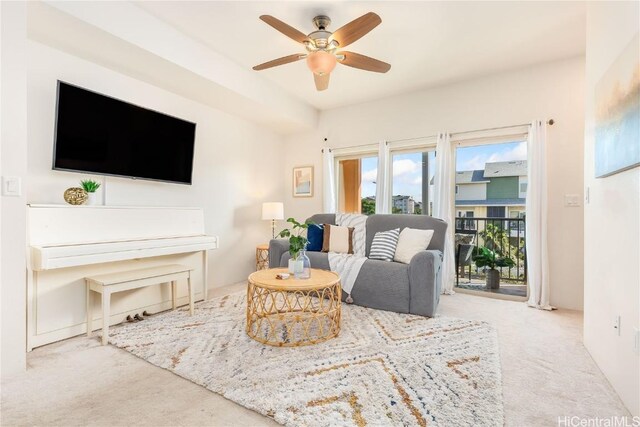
(328, 213), (368, 302)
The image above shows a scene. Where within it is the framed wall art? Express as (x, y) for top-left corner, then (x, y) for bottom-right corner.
(293, 166), (314, 197)
(594, 33), (640, 178)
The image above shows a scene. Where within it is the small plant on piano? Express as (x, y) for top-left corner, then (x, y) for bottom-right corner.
(80, 179), (101, 193)
(80, 179), (101, 206)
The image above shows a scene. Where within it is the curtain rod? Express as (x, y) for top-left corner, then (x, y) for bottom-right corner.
(321, 119), (554, 152)
(386, 134), (438, 144)
(451, 119), (554, 137)
(322, 141), (377, 153)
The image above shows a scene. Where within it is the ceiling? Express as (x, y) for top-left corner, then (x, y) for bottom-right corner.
(134, 1), (586, 111)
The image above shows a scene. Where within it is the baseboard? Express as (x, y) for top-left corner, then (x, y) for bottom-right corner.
(29, 293), (203, 350)
(454, 287), (528, 302)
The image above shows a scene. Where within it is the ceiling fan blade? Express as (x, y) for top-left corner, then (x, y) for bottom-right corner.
(330, 12), (381, 48)
(253, 54), (305, 71)
(338, 51), (391, 73)
(314, 73), (330, 91)
(259, 15), (309, 44)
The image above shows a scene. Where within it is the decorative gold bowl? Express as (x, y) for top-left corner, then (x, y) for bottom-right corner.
(63, 187), (88, 205)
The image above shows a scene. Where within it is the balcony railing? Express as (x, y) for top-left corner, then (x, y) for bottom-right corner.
(455, 217), (527, 284)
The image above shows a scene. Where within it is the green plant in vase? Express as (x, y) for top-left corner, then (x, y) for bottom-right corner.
(277, 217), (314, 278)
(472, 246), (515, 289)
(80, 179), (101, 205)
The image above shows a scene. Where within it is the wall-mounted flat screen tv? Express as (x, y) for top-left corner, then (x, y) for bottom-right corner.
(53, 81), (196, 184)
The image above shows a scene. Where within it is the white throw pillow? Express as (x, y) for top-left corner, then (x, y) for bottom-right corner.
(393, 228), (434, 264)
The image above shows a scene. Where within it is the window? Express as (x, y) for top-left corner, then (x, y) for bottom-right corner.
(487, 206), (506, 218)
(336, 155), (377, 215)
(455, 210), (476, 231)
(390, 150), (436, 215)
(509, 210), (526, 231)
(464, 210), (475, 230)
(455, 140), (527, 217)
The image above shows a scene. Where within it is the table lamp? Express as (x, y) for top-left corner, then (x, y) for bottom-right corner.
(262, 202), (284, 239)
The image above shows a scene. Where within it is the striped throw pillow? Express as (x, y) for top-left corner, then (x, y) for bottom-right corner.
(368, 228), (400, 262)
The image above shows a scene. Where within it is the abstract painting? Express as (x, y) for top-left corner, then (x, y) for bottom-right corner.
(595, 33), (640, 178)
(293, 166), (313, 197)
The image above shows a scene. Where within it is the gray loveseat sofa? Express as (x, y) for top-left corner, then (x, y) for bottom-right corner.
(269, 214), (447, 317)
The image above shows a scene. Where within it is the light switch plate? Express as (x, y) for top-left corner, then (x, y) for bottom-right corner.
(2, 176), (22, 197)
(564, 194), (580, 207)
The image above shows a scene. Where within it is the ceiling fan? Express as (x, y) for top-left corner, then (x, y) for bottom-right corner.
(252, 12), (391, 91)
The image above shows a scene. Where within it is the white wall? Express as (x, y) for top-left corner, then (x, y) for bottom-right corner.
(283, 57), (586, 310)
(1, 1), (28, 378)
(30, 1), (317, 134)
(583, 1), (639, 415)
(27, 41), (286, 288)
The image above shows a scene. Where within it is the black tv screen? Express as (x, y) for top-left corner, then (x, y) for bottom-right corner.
(53, 81), (196, 184)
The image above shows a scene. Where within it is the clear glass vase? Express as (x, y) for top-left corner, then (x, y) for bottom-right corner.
(295, 250), (311, 279)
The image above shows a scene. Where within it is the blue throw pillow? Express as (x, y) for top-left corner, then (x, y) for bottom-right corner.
(306, 224), (324, 252)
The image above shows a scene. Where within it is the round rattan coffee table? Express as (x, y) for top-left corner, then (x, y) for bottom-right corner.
(246, 268), (341, 347)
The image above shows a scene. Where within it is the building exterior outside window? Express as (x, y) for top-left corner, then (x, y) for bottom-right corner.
(392, 195), (417, 214)
(454, 160), (527, 223)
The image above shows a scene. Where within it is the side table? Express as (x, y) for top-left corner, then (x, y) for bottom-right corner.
(256, 244), (269, 270)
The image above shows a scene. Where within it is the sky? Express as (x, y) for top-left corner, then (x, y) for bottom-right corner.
(360, 140), (526, 199)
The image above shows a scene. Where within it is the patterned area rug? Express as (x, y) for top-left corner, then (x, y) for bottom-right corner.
(109, 292), (503, 426)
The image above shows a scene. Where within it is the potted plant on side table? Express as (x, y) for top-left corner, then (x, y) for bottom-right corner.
(277, 217), (313, 279)
(472, 246), (515, 289)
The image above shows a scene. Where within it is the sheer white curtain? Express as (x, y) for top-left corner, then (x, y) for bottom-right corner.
(433, 132), (456, 294)
(375, 140), (391, 214)
(526, 120), (553, 310)
(322, 149), (336, 213)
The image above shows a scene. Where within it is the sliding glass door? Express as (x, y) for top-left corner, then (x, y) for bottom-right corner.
(454, 140), (528, 298)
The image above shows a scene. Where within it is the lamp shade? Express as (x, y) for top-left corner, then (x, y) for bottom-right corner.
(262, 202), (284, 220)
(306, 51), (337, 76)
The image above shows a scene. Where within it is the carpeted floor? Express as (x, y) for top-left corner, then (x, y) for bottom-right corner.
(108, 292), (504, 427)
(1, 283), (631, 426)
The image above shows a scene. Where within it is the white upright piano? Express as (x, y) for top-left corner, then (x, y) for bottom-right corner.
(27, 205), (218, 350)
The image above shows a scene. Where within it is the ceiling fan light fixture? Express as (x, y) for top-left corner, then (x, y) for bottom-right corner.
(254, 13), (389, 91)
(306, 51), (337, 76)
(303, 40), (317, 51)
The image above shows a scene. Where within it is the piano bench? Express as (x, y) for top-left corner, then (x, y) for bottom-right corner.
(85, 264), (195, 345)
